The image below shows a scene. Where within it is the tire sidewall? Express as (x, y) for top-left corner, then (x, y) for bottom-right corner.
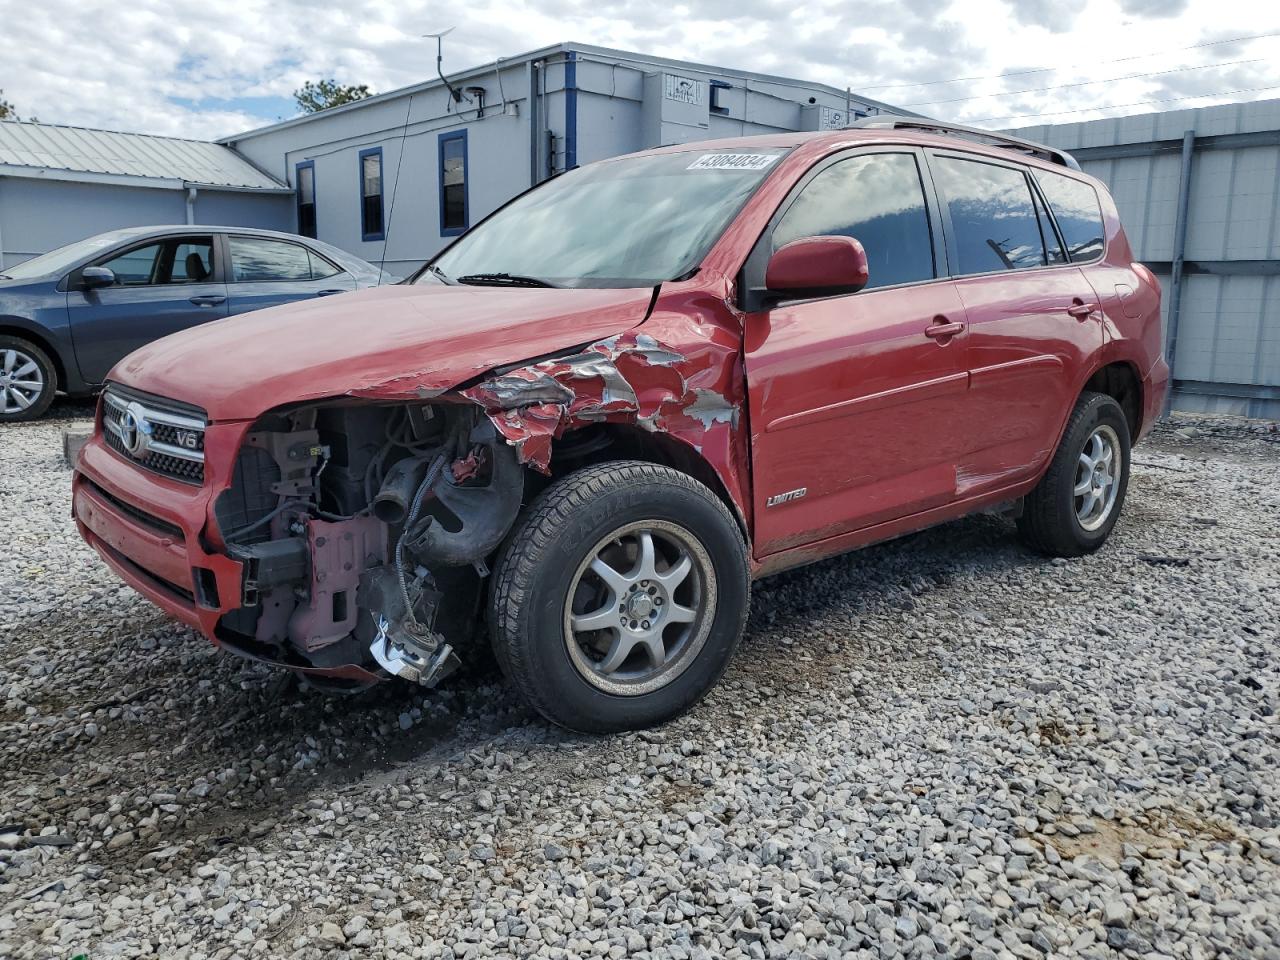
(0, 336), (57, 422)
(1060, 396), (1131, 550)
(505, 472), (748, 732)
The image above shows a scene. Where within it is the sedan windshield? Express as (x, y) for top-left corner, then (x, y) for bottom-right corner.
(0, 231), (134, 281)
(423, 148), (789, 288)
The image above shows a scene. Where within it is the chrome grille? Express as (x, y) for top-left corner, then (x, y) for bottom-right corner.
(102, 388), (207, 485)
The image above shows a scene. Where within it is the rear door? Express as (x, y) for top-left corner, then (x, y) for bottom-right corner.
(66, 235), (227, 384)
(224, 235), (356, 316)
(926, 152), (1104, 496)
(743, 148), (975, 556)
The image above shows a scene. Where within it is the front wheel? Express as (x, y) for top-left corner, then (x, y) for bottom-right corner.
(1018, 391), (1131, 557)
(0, 336), (57, 422)
(490, 461), (750, 733)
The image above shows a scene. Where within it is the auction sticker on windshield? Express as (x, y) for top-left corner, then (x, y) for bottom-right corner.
(687, 154), (780, 171)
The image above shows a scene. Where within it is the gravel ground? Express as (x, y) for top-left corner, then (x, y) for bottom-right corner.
(1, 402), (1278, 960)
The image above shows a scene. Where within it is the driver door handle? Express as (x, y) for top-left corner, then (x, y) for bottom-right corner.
(924, 319), (965, 339)
(189, 295), (226, 307)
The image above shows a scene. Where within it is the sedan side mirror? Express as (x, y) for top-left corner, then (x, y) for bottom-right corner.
(765, 235), (869, 298)
(80, 266), (116, 290)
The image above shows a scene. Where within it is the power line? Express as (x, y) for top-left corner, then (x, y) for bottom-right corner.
(900, 57), (1266, 107)
(856, 29), (1280, 92)
(971, 83), (1280, 124)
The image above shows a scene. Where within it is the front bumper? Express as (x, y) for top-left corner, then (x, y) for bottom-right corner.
(73, 419), (381, 683)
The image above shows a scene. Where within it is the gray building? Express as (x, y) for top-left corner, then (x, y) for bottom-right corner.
(219, 42), (907, 276)
(1008, 99), (1280, 418)
(0, 121), (294, 268)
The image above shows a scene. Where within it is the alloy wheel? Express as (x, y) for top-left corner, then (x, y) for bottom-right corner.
(0, 348), (45, 415)
(1074, 424), (1122, 531)
(563, 520), (717, 696)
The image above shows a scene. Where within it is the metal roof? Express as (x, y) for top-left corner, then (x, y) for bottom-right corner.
(0, 120), (289, 192)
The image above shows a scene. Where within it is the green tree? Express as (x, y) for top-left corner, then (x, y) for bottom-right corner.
(0, 90), (19, 121)
(293, 79), (373, 114)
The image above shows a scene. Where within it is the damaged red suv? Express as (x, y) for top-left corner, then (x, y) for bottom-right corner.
(73, 119), (1167, 732)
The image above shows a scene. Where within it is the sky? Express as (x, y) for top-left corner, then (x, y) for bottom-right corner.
(0, 0), (1277, 140)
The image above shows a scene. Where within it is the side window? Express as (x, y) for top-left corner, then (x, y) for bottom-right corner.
(229, 237), (314, 282)
(932, 156), (1046, 274)
(296, 161), (317, 239)
(359, 147), (384, 241)
(308, 250), (341, 280)
(1032, 189), (1067, 265)
(439, 131), (468, 236)
(772, 153), (935, 290)
(99, 238), (214, 285)
(1036, 171), (1105, 262)
(170, 241), (214, 282)
(101, 243), (163, 286)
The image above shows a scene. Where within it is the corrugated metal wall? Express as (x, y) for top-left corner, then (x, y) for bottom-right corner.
(1007, 99), (1280, 418)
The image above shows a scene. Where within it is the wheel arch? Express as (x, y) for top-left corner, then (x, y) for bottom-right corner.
(1081, 360), (1143, 439)
(0, 322), (68, 395)
(548, 423), (750, 542)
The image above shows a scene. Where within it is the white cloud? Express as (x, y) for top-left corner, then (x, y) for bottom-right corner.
(0, 0), (1277, 138)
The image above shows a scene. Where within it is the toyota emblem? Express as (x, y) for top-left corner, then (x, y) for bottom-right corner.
(121, 402), (152, 457)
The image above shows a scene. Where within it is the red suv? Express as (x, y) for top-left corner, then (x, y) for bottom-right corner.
(72, 119), (1168, 733)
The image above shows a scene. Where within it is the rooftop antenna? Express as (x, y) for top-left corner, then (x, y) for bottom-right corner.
(424, 28), (464, 104)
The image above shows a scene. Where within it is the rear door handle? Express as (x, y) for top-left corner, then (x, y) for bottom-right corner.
(189, 295), (226, 306)
(1067, 301), (1097, 319)
(924, 320), (965, 339)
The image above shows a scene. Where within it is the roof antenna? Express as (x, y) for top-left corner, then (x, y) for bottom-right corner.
(424, 28), (464, 105)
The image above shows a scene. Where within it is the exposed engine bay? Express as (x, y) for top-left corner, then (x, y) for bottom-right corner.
(212, 402), (526, 690)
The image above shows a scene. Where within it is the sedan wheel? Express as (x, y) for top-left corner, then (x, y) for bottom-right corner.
(0, 337), (57, 422)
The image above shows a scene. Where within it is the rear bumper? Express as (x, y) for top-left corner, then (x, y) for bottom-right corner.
(1140, 356), (1171, 441)
(72, 420), (382, 683)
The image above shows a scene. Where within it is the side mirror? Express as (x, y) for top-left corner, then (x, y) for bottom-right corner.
(80, 266), (116, 290)
(765, 235), (869, 298)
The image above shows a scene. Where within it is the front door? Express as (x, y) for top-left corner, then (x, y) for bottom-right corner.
(743, 149), (973, 557)
(67, 235), (226, 384)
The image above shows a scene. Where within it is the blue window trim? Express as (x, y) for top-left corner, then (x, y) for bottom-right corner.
(710, 79), (732, 116)
(295, 159), (316, 237)
(564, 52), (578, 171)
(358, 146), (385, 242)
(438, 130), (469, 238)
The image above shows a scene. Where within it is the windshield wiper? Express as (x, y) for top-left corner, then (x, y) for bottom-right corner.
(427, 263), (452, 284)
(455, 272), (557, 288)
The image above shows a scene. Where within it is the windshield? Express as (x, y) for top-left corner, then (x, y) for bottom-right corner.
(423, 148), (789, 288)
(0, 231), (135, 281)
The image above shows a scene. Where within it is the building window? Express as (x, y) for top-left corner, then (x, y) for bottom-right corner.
(358, 147), (385, 242)
(295, 160), (317, 238)
(438, 130), (468, 237)
(709, 80), (731, 116)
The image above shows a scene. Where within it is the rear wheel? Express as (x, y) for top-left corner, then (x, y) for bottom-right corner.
(490, 461), (749, 733)
(0, 336), (57, 422)
(1018, 391), (1131, 556)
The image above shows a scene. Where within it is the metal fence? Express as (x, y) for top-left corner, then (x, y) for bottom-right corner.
(1008, 98), (1280, 419)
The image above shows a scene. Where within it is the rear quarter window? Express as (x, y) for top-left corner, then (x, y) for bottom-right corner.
(1035, 171), (1105, 262)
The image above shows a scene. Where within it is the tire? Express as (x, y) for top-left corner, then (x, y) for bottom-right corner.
(1018, 391), (1131, 557)
(490, 461), (750, 733)
(0, 336), (57, 422)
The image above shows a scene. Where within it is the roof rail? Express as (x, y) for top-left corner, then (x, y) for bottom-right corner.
(846, 116), (1082, 171)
